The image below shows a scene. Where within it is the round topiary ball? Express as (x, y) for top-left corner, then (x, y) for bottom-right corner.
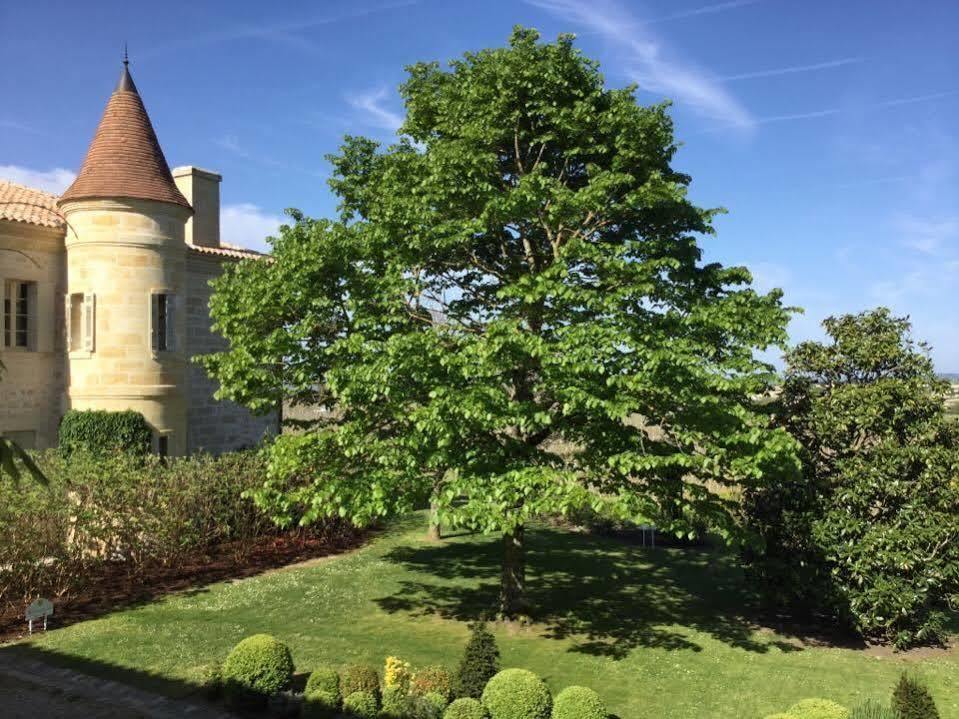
(302, 689), (339, 719)
(551, 686), (606, 719)
(481, 669), (552, 719)
(788, 699), (850, 719)
(220, 634), (294, 709)
(445, 697), (489, 719)
(305, 666), (340, 698)
(343, 690), (380, 719)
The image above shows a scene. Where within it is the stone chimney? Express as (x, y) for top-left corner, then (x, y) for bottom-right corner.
(172, 166), (221, 247)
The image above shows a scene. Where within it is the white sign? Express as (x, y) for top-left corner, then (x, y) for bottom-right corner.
(26, 598), (53, 633)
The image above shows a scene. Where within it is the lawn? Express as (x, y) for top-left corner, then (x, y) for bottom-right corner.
(5, 513), (957, 718)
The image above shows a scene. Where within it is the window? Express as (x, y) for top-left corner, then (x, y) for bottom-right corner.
(150, 292), (175, 352)
(3, 280), (35, 350)
(66, 292), (95, 352)
(156, 435), (169, 458)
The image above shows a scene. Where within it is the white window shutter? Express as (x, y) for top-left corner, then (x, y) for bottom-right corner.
(64, 293), (72, 352)
(165, 294), (175, 352)
(34, 282), (52, 353)
(151, 293), (159, 352)
(83, 292), (95, 352)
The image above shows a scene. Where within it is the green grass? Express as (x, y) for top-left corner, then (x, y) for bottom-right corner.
(6, 513), (957, 718)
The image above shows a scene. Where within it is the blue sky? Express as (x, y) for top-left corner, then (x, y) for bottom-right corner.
(1, 0), (957, 370)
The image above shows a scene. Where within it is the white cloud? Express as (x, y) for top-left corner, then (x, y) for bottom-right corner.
(527, 0), (753, 128)
(220, 203), (284, 253)
(346, 87), (404, 133)
(896, 215), (959, 255)
(0, 165), (76, 194)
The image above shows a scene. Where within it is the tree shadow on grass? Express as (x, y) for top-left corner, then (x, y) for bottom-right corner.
(376, 527), (805, 659)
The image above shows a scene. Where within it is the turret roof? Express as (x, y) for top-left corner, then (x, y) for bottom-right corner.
(59, 62), (191, 210)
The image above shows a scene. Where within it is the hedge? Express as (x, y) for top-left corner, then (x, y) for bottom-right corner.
(58, 409), (152, 456)
(221, 634), (294, 709)
(481, 669), (551, 719)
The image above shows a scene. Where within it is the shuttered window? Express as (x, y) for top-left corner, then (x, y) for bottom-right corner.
(150, 292), (175, 352)
(66, 292), (95, 352)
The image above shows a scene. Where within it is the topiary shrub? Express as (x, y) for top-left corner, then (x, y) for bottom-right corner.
(892, 674), (940, 719)
(305, 666), (340, 698)
(343, 690), (379, 719)
(220, 634), (294, 709)
(455, 622), (501, 699)
(341, 664), (381, 701)
(481, 669), (551, 719)
(788, 698), (850, 719)
(445, 698), (489, 719)
(849, 701), (899, 719)
(302, 690), (339, 719)
(59, 409), (152, 456)
(410, 691), (449, 719)
(381, 685), (413, 719)
(551, 686), (606, 719)
(412, 665), (453, 701)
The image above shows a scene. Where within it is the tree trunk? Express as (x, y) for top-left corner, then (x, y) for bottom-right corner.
(427, 498), (442, 541)
(500, 525), (526, 618)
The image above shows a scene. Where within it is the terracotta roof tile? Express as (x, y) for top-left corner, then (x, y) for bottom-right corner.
(59, 65), (191, 210)
(0, 180), (65, 229)
(187, 242), (267, 260)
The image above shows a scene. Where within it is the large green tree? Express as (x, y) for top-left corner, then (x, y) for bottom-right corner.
(744, 308), (959, 647)
(201, 28), (797, 616)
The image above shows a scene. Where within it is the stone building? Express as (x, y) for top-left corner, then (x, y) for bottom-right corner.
(0, 60), (276, 455)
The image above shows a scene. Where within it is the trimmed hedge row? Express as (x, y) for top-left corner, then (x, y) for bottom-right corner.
(58, 409), (152, 456)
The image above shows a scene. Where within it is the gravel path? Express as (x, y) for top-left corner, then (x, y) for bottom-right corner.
(0, 651), (233, 719)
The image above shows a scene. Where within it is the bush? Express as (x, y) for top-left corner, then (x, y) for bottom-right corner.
(341, 664), (381, 701)
(445, 698), (489, 719)
(220, 634), (294, 709)
(762, 715), (795, 719)
(412, 665), (453, 701)
(454, 622), (500, 699)
(59, 409), (151, 456)
(481, 669), (551, 719)
(551, 686), (606, 719)
(788, 698), (849, 719)
(386, 656), (414, 692)
(343, 690), (379, 718)
(381, 685), (413, 718)
(410, 692), (449, 719)
(892, 674), (940, 719)
(302, 690), (339, 719)
(849, 701), (899, 719)
(305, 666), (340, 699)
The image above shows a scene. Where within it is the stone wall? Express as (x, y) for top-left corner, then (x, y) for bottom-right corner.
(0, 221), (66, 448)
(185, 253), (276, 453)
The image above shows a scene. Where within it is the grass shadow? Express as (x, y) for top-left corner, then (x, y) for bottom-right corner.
(376, 526), (806, 659)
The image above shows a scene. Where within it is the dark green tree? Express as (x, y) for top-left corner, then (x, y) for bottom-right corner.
(891, 673), (940, 719)
(201, 28), (798, 616)
(744, 308), (959, 646)
(454, 622), (501, 699)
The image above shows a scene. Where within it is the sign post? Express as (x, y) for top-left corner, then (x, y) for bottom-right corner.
(25, 598), (53, 634)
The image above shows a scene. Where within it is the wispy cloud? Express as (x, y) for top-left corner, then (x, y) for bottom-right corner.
(346, 87), (404, 133)
(527, 0), (753, 127)
(720, 57), (863, 82)
(646, 0), (766, 24)
(896, 215), (959, 255)
(0, 165), (76, 194)
(141, 1), (418, 57)
(214, 134), (325, 177)
(221, 203), (285, 253)
(0, 119), (47, 136)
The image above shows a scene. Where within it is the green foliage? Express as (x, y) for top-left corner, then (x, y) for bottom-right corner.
(381, 685), (414, 718)
(848, 701), (898, 719)
(220, 634), (294, 709)
(551, 686), (606, 719)
(481, 669), (552, 719)
(743, 309), (959, 647)
(787, 699), (849, 719)
(343, 690), (379, 718)
(891, 674), (940, 719)
(412, 665), (453, 700)
(58, 409), (152, 456)
(455, 622), (500, 699)
(202, 27), (797, 616)
(762, 714), (796, 719)
(341, 664), (381, 700)
(445, 698), (489, 719)
(302, 690), (339, 719)
(305, 666), (340, 699)
(0, 359), (45, 484)
(412, 692), (450, 719)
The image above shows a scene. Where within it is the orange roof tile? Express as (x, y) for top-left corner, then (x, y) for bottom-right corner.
(59, 64), (191, 210)
(0, 180), (65, 229)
